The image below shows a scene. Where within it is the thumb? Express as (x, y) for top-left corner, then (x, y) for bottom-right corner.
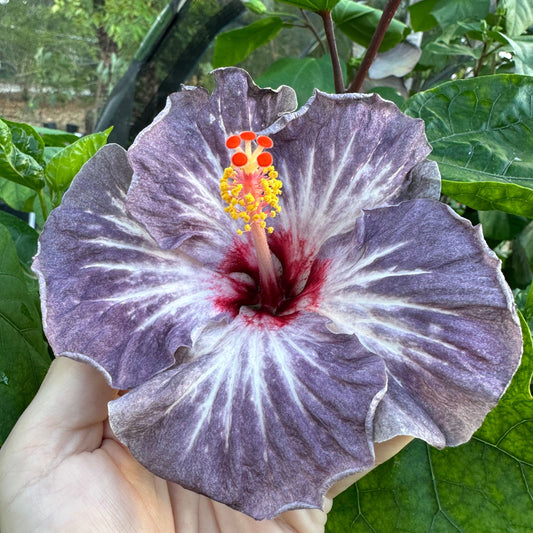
(1, 357), (116, 459)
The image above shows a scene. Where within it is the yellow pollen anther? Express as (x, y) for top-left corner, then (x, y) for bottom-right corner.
(220, 133), (282, 235)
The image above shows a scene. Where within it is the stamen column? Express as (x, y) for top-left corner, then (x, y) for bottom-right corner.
(220, 131), (283, 310)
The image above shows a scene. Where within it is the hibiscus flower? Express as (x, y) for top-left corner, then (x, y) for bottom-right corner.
(33, 68), (522, 519)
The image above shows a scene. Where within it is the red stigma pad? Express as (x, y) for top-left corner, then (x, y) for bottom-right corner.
(257, 135), (273, 148)
(232, 152), (248, 167)
(257, 152), (273, 167)
(240, 131), (256, 141)
(226, 135), (241, 149)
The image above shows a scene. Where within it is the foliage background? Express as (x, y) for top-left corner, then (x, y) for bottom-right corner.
(1, 0), (532, 531)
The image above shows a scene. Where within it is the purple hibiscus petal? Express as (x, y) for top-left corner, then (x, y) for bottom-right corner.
(255, 91), (437, 288)
(316, 198), (522, 447)
(33, 144), (243, 389)
(126, 68), (297, 267)
(266, 91), (433, 251)
(394, 159), (441, 203)
(109, 312), (388, 519)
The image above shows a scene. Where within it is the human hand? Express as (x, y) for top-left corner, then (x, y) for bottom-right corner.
(0, 357), (411, 533)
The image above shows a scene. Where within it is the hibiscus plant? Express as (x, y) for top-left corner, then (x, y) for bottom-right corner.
(1, 0), (532, 530)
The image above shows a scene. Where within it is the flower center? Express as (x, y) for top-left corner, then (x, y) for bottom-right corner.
(220, 131), (282, 311)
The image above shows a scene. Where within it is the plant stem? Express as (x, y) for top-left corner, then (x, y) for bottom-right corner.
(474, 40), (489, 77)
(300, 9), (326, 54)
(319, 10), (344, 93)
(346, 0), (402, 93)
(37, 188), (50, 221)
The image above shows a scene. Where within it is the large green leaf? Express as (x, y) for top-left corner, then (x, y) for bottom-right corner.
(212, 17), (284, 68)
(327, 314), (533, 532)
(404, 75), (533, 217)
(332, 0), (410, 53)
(276, 0), (340, 12)
(45, 127), (111, 194)
(0, 180), (36, 213)
(502, 0), (533, 37)
(0, 210), (38, 272)
(0, 224), (50, 446)
(257, 54), (346, 106)
(0, 119), (45, 191)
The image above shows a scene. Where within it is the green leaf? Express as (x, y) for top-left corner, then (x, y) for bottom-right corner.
(425, 40), (482, 59)
(503, 239), (533, 289)
(404, 75), (533, 217)
(0, 119), (45, 191)
(523, 284), (533, 326)
(432, 0), (490, 28)
(502, 0), (533, 37)
(408, 0), (440, 32)
(3, 119), (45, 165)
(479, 210), (530, 242)
(45, 127), (112, 194)
(332, 0), (410, 53)
(212, 17), (284, 68)
(0, 210), (38, 271)
(0, 180), (36, 213)
(461, 22), (509, 45)
(475, 311), (532, 464)
(43, 146), (64, 164)
(34, 125), (79, 148)
(500, 34), (533, 76)
(367, 87), (405, 108)
(257, 54), (347, 106)
(327, 314), (533, 532)
(518, 221), (533, 273)
(275, 0), (340, 11)
(0, 224), (50, 446)
(243, 0), (267, 15)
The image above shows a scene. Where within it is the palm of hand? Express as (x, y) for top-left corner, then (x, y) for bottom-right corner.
(0, 358), (327, 533)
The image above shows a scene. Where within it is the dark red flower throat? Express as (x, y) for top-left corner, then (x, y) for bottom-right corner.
(214, 230), (329, 327)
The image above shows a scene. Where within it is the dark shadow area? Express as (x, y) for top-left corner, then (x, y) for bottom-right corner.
(95, 0), (245, 147)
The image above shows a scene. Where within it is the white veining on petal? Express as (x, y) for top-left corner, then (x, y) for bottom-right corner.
(109, 311), (386, 519)
(349, 267), (430, 286)
(99, 214), (150, 237)
(316, 200), (522, 448)
(270, 93), (431, 255)
(81, 237), (182, 260)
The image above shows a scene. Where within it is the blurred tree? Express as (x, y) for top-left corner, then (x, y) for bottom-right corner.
(0, 0), (95, 101)
(50, 0), (169, 128)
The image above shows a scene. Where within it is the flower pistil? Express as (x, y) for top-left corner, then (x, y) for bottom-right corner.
(220, 131), (282, 310)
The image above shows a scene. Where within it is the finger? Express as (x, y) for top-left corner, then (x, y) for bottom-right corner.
(325, 435), (413, 501)
(2, 357), (117, 458)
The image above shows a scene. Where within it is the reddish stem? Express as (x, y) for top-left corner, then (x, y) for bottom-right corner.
(319, 10), (345, 94)
(346, 0), (402, 93)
